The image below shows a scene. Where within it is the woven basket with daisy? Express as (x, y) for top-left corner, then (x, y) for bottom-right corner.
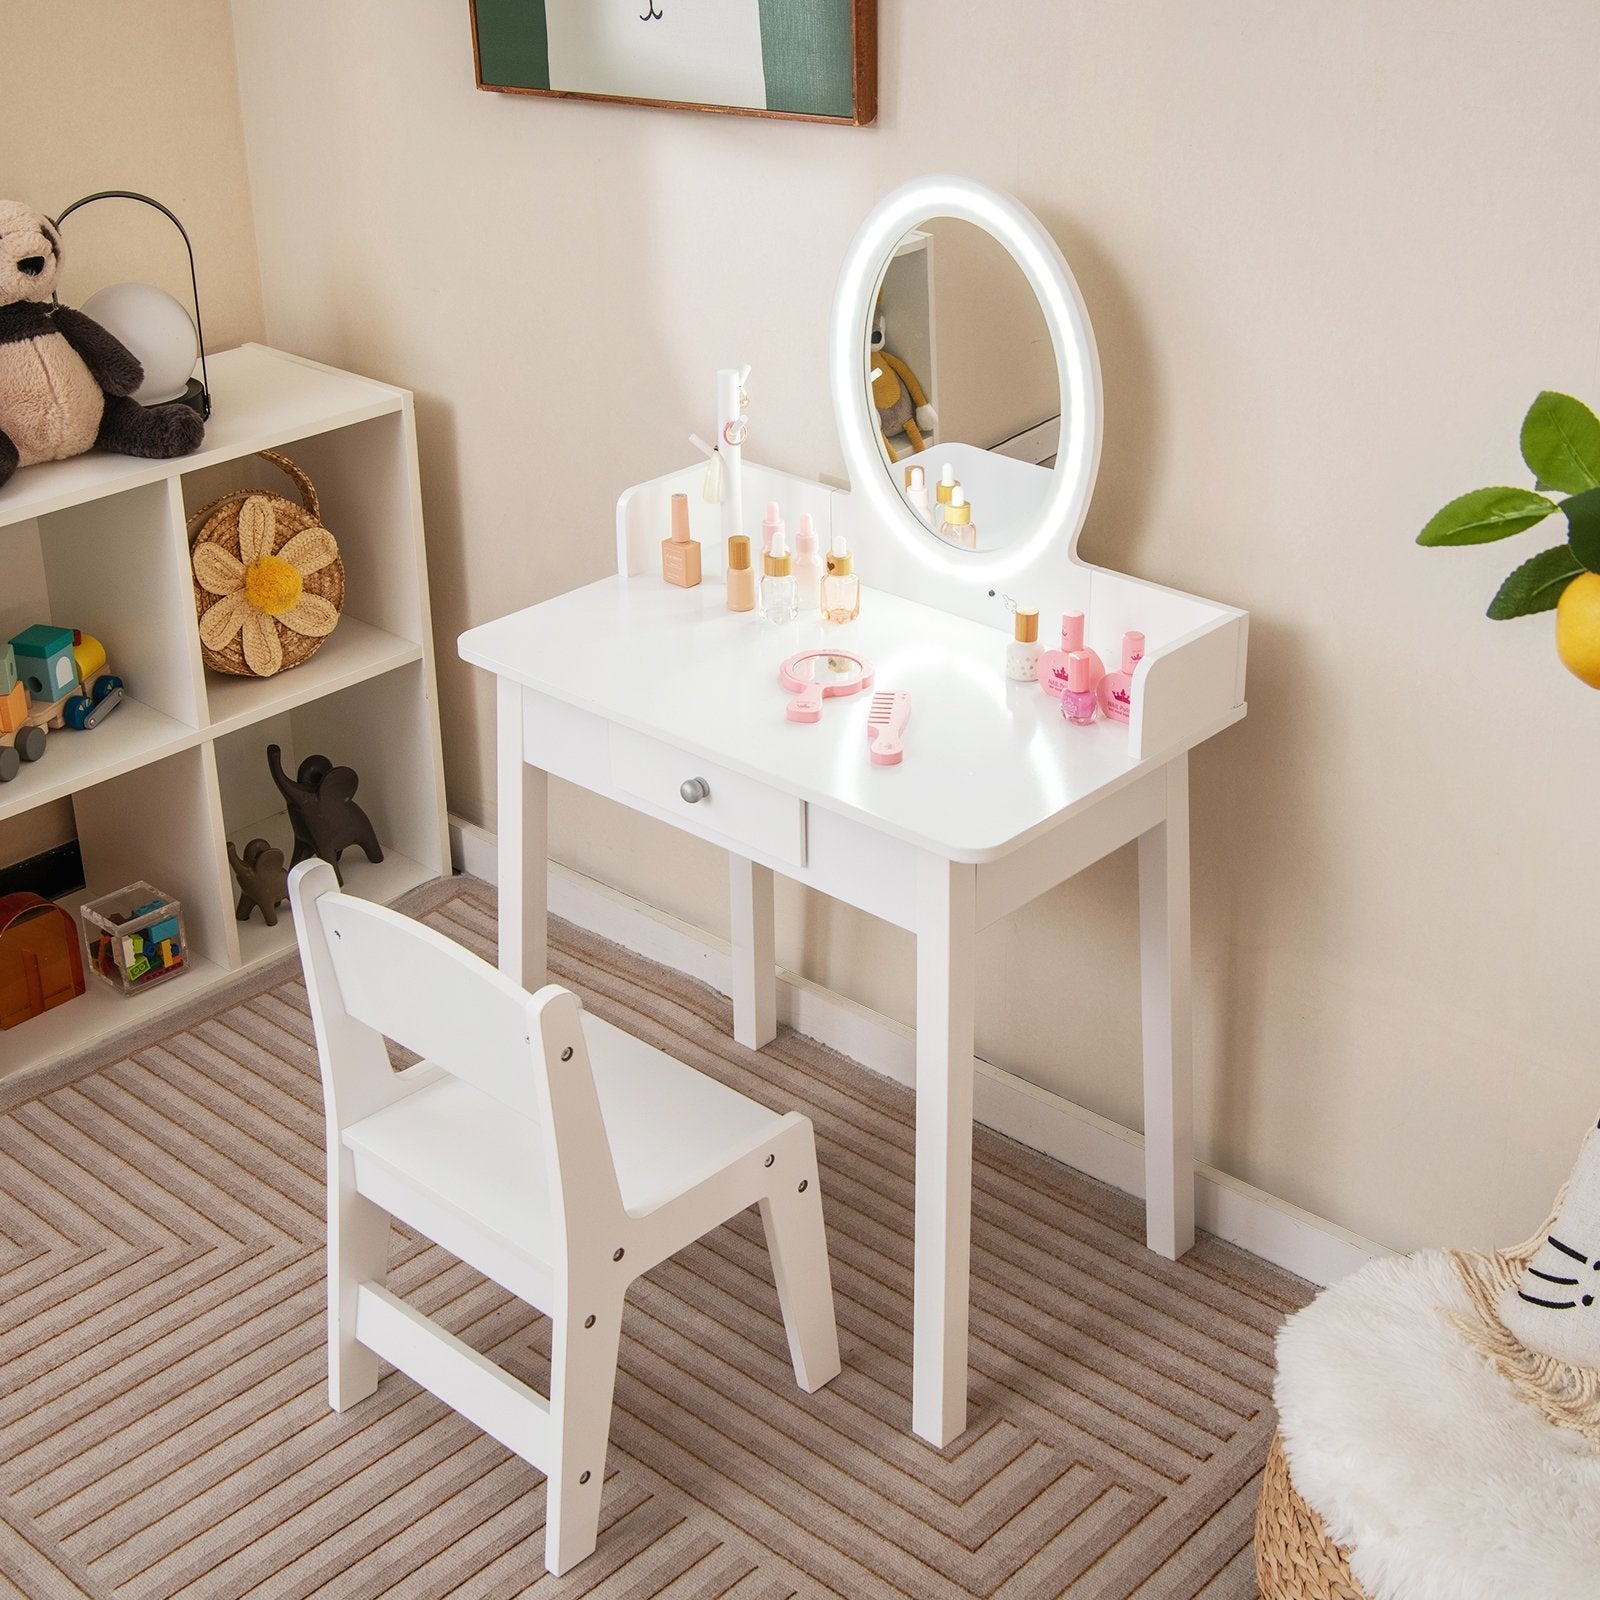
(189, 451), (344, 678)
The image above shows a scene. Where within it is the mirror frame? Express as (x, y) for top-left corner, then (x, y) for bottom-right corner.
(830, 174), (1103, 582)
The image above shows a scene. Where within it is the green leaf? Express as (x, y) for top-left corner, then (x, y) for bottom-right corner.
(1562, 486), (1600, 573)
(1416, 486), (1559, 545)
(1486, 543), (1583, 618)
(1521, 391), (1600, 495)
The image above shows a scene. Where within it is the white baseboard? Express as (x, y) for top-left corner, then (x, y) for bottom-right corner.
(449, 817), (1383, 1287)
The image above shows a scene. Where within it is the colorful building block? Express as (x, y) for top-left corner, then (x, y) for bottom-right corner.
(9, 625), (78, 703)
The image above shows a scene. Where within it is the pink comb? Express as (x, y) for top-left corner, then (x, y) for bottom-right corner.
(866, 690), (911, 765)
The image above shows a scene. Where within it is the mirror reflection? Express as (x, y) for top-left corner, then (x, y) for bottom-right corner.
(866, 218), (1060, 554)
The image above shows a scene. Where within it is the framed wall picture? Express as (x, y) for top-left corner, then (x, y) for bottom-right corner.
(470, 0), (877, 126)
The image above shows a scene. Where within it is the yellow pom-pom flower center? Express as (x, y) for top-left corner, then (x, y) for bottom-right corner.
(244, 554), (304, 617)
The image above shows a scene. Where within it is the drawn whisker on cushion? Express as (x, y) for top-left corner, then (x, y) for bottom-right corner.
(1528, 1269), (1582, 1286)
(1517, 1291), (1582, 1310)
(1546, 1234), (1590, 1264)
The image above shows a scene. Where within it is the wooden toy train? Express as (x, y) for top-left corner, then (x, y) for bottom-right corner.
(0, 626), (124, 783)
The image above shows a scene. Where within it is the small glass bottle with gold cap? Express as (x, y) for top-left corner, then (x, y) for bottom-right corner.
(822, 534), (860, 622)
(761, 530), (796, 624)
(1006, 607), (1041, 680)
(939, 486), (977, 549)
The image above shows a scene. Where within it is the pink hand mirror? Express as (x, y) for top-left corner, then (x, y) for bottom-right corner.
(779, 650), (874, 722)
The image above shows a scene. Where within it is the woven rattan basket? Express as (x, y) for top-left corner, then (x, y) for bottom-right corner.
(1255, 1430), (1370, 1600)
(188, 450), (344, 678)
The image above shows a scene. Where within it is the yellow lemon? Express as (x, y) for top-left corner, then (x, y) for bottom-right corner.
(1555, 570), (1600, 688)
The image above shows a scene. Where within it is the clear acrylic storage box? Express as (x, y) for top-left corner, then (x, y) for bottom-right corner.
(81, 882), (188, 995)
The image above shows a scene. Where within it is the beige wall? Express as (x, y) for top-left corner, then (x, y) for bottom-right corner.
(148, 1), (1600, 1252)
(3, 2), (265, 871)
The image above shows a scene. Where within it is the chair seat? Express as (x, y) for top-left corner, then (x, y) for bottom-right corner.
(1272, 1248), (1600, 1600)
(343, 1010), (786, 1274)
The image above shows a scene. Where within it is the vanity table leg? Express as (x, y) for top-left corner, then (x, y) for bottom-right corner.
(729, 856), (778, 1048)
(496, 676), (548, 991)
(912, 855), (977, 1448)
(1137, 753), (1195, 1260)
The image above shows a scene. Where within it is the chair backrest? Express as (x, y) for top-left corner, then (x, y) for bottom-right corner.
(289, 860), (626, 1252)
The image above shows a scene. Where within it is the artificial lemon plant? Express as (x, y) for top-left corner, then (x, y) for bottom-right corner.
(1418, 390), (1600, 688)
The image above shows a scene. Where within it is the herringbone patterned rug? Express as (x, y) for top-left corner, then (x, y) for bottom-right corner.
(0, 876), (1307, 1598)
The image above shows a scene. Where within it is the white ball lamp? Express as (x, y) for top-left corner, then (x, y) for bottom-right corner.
(54, 191), (211, 418)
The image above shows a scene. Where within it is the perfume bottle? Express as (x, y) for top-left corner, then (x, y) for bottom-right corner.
(1059, 650), (1099, 725)
(761, 531), (795, 624)
(1097, 631), (1146, 723)
(793, 514), (824, 614)
(821, 534), (860, 622)
(726, 534), (755, 612)
(1036, 611), (1104, 699)
(660, 492), (702, 587)
(1005, 608), (1040, 680)
(939, 487), (977, 549)
(904, 464), (934, 526)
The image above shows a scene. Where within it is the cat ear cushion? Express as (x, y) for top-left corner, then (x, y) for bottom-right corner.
(1496, 1116), (1600, 1370)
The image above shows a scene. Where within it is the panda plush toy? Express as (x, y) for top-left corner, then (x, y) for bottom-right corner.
(0, 198), (204, 489)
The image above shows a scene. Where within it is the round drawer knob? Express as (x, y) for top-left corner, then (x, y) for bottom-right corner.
(679, 777), (711, 804)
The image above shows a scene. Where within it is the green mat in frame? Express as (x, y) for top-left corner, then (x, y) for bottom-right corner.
(470, 0), (877, 125)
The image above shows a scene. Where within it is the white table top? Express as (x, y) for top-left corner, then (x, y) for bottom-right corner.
(461, 573), (1172, 863)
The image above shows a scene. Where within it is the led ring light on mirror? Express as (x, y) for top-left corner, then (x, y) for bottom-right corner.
(829, 175), (1102, 583)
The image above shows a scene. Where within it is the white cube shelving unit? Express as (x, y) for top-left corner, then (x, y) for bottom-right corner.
(0, 344), (450, 1078)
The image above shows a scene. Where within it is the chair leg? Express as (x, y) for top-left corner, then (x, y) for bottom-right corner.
(544, 1296), (624, 1577)
(329, 1158), (390, 1411)
(758, 1134), (842, 1394)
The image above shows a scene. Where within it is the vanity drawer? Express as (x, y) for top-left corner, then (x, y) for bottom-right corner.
(609, 728), (806, 868)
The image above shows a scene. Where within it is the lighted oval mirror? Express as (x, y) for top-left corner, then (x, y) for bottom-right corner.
(831, 176), (1102, 580)
(869, 220), (1058, 553)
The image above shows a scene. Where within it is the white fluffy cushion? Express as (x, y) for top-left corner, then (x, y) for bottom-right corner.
(1274, 1249), (1600, 1600)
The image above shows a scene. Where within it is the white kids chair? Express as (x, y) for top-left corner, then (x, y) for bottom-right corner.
(288, 860), (841, 1576)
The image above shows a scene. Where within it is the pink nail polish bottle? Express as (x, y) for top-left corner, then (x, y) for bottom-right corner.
(1096, 631), (1145, 723)
(1059, 650), (1099, 724)
(1036, 611), (1104, 699)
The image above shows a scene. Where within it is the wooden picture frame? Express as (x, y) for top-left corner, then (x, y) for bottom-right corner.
(470, 0), (876, 126)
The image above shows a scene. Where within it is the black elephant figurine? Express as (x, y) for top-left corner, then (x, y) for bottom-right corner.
(265, 744), (383, 886)
(227, 837), (289, 926)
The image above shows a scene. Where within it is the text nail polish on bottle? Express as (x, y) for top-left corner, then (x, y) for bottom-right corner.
(1005, 608), (1041, 680)
(761, 531), (796, 624)
(726, 534), (755, 612)
(1097, 630), (1145, 723)
(1036, 611), (1105, 698)
(661, 493), (702, 587)
(1059, 650), (1099, 725)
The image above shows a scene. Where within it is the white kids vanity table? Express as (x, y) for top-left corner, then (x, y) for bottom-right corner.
(459, 176), (1248, 1449)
